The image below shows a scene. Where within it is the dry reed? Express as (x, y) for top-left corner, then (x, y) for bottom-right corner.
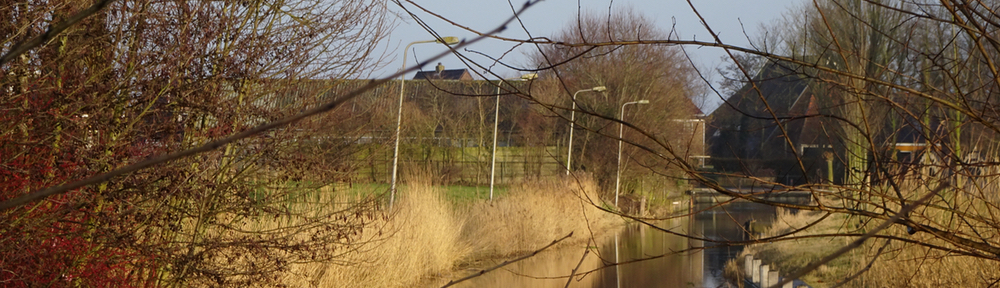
(733, 204), (1000, 287)
(281, 174), (620, 287)
(459, 176), (618, 258)
(733, 208), (856, 287)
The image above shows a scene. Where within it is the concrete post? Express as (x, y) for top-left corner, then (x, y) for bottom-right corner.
(751, 259), (762, 283)
(639, 197), (647, 215)
(760, 264), (770, 287)
(783, 279), (795, 288)
(768, 271), (779, 288)
(744, 255), (754, 277)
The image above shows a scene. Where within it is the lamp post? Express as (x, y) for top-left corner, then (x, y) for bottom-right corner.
(390, 36), (459, 209)
(566, 86), (607, 175)
(615, 99), (649, 207)
(490, 73), (537, 200)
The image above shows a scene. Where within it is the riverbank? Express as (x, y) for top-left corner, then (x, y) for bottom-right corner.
(724, 209), (854, 287)
(725, 206), (1000, 287)
(283, 175), (624, 287)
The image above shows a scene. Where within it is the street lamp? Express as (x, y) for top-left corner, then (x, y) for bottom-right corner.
(490, 73), (538, 200)
(566, 86), (607, 175)
(390, 36), (460, 209)
(615, 99), (649, 207)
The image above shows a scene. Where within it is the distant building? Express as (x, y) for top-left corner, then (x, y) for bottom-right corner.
(707, 61), (834, 185)
(674, 100), (707, 168)
(710, 61), (826, 159)
(412, 64), (473, 81)
(707, 60), (933, 185)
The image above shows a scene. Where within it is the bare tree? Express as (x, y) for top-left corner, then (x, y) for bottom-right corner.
(530, 8), (703, 203)
(1, 0), (393, 286)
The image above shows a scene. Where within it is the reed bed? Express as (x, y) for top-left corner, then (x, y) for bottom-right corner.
(280, 174), (620, 287)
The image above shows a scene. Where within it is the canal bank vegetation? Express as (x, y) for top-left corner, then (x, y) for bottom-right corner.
(729, 193), (1000, 287)
(726, 209), (857, 287)
(280, 174), (621, 288)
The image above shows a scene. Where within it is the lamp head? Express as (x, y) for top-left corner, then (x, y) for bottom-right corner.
(437, 36), (460, 45)
(592, 86), (607, 92)
(520, 73), (539, 80)
(637, 100), (650, 104)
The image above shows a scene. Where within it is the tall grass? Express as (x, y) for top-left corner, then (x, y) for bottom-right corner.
(282, 174), (620, 287)
(859, 239), (1000, 287)
(282, 174), (467, 287)
(730, 209), (855, 287)
(460, 177), (617, 257)
(730, 205), (1000, 287)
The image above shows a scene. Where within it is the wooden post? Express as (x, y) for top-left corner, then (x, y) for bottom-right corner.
(760, 264), (770, 287)
(752, 259), (761, 283)
(744, 255), (754, 277)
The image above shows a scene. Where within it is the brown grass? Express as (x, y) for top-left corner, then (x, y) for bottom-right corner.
(732, 208), (855, 287)
(459, 176), (618, 258)
(857, 237), (1000, 287)
(854, 200), (1000, 287)
(731, 203), (1000, 287)
(282, 174), (621, 288)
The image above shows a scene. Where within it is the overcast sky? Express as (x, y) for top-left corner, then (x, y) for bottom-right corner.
(376, 0), (806, 111)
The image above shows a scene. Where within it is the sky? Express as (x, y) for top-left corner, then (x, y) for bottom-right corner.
(376, 0), (806, 112)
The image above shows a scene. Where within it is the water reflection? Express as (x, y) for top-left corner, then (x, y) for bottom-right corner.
(453, 202), (778, 288)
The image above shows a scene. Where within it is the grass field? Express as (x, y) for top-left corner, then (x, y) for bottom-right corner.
(348, 145), (567, 185)
(330, 182), (510, 205)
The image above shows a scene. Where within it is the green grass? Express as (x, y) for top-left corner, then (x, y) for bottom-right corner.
(349, 144), (561, 162)
(739, 210), (856, 287)
(440, 185), (509, 204)
(331, 182), (508, 205)
(342, 182), (390, 197)
(347, 145), (566, 186)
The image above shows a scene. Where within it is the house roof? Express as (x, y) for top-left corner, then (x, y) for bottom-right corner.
(684, 98), (704, 116)
(707, 60), (818, 159)
(413, 69), (473, 80)
(720, 61), (811, 118)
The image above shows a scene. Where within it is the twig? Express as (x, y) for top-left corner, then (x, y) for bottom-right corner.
(564, 239), (591, 288)
(441, 232), (573, 288)
(1, 0), (117, 66)
(829, 239), (892, 288)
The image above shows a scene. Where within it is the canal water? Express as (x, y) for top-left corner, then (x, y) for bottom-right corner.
(453, 202), (778, 288)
